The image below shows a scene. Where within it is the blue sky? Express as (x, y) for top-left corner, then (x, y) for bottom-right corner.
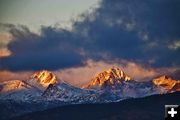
(0, 0), (99, 31)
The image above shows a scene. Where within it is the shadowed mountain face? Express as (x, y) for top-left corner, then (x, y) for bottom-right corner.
(0, 70), (57, 93)
(11, 92), (180, 120)
(1, 68), (179, 101)
(0, 68), (180, 120)
(0, 70), (57, 100)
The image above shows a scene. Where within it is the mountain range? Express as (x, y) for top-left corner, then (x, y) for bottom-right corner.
(0, 67), (180, 119)
(11, 91), (180, 120)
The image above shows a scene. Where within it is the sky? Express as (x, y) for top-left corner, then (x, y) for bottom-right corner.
(0, 0), (99, 31)
(0, 0), (180, 85)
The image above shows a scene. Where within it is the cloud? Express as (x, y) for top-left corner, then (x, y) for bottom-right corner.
(0, 70), (33, 82)
(168, 40), (180, 50)
(0, 25), (85, 70)
(0, 0), (180, 71)
(0, 59), (176, 86)
(0, 48), (11, 57)
(73, 0), (180, 67)
(0, 32), (12, 57)
(56, 59), (176, 86)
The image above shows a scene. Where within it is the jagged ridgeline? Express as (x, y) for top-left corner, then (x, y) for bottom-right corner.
(0, 67), (180, 101)
(0, 67), (180, 120)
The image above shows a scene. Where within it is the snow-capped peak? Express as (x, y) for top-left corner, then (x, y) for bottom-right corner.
(0, 80), (30, 93)
(153, 75), (180, 92)
(0, 70), (58, 100)
(106, 66), (131, 80)
(30, 70), (57, 88)
(82, 66), (131, 88)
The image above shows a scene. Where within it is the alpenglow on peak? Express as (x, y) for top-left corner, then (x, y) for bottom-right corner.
(83, 66), (131, 88)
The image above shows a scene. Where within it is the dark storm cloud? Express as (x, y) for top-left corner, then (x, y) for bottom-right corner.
(73, 0), (180, 67)
(0, 0), (180, 71)
(0, 25), (85, 70)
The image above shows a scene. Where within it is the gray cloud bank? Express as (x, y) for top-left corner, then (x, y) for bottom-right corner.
(0, 0), (180, 71)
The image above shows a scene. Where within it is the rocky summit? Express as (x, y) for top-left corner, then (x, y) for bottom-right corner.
(82, 66), (131, 89)
(153, 75), (180, 92)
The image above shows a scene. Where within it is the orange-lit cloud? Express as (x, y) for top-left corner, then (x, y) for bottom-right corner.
(0, 70), (33, 82)
(0, 59), (177, 86)
(0, 48), (11, 57)
(56, 60), (176, 86)
(0, 32), (12, 57)
(0, 32), (12, 41)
